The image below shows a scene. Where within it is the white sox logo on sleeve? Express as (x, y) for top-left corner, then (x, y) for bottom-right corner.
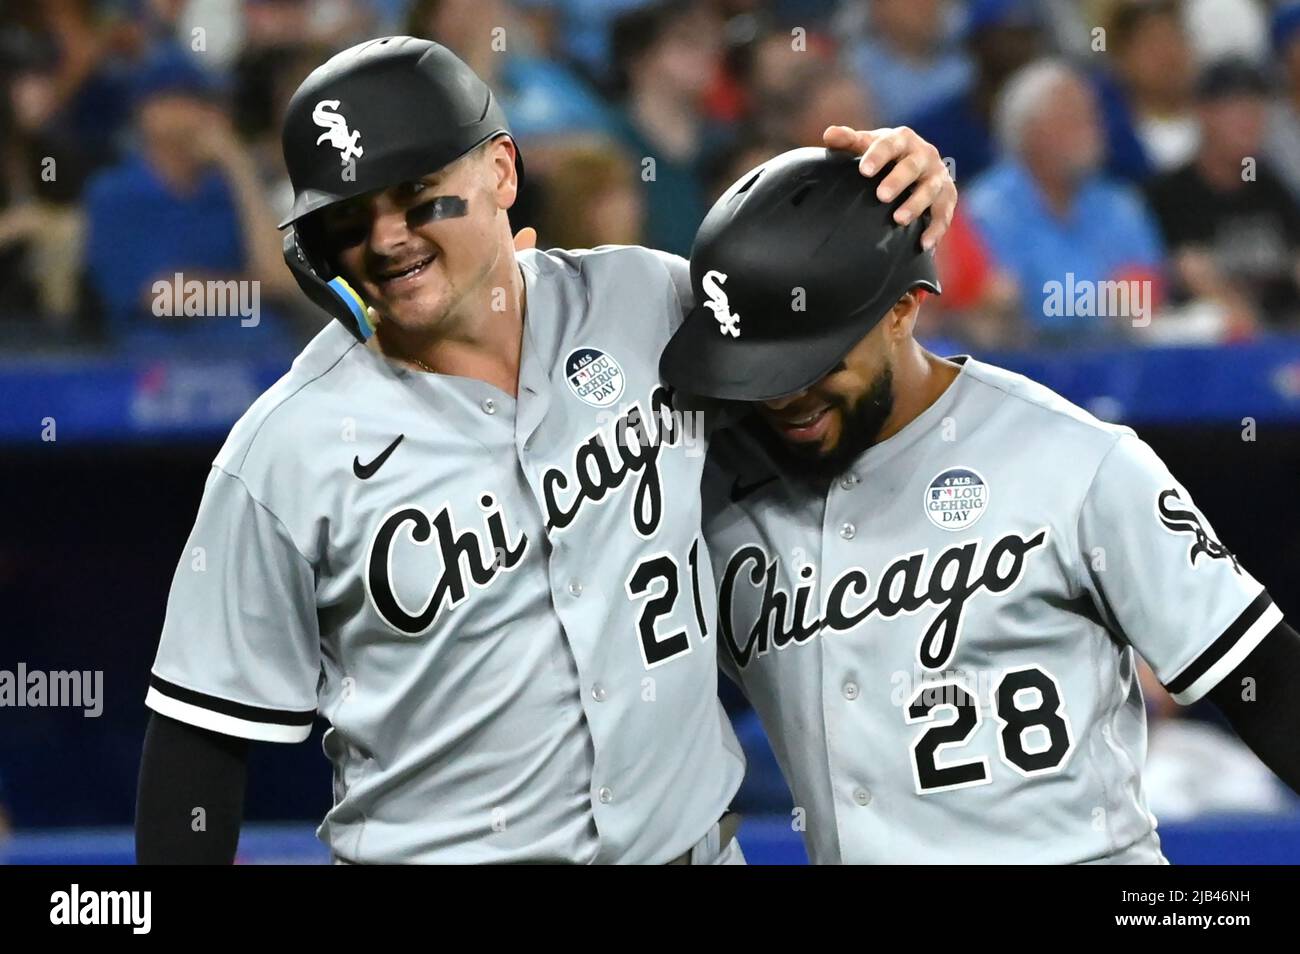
(718, 528), (1050, 671)
(1156, 488), (1241, 573)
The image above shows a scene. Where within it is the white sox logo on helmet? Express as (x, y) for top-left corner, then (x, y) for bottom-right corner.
(702, 270), (740, 338)
(313, 100), (364, 164)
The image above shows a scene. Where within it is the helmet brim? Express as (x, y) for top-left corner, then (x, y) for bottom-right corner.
(660, 303), (867, 403)
(660, 277), (941, 403)
(277, 133), (524, 230)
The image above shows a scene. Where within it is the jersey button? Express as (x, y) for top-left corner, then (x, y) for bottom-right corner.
(481, 398), (497, 415)
(843, 681), (859, 700)
(598, 786), (614, 804)
(839, 522), (856, 540)
(568, 580), (583, 597)
(591, 684), (608, 702)
(839, 473), (859, 491)
(853, 787), (872, 807)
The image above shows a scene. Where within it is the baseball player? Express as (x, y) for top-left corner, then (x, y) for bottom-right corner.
(133, 39), (957, 864)
(661, 147), (1300, 864)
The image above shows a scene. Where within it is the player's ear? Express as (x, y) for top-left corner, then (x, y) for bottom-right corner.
(487, 136), (519, 210)
(885, 291), (920, 340)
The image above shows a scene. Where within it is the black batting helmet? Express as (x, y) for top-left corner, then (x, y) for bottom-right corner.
(659, 147), (941, 402)
(279, 36), (521, 341)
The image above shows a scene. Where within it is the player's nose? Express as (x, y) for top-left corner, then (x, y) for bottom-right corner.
(366, 207), (414, 258)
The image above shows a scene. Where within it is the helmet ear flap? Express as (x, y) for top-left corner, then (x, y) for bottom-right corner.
(282, 227), (376, 342)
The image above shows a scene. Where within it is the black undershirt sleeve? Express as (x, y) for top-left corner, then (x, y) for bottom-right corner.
(1205, 619), (1300, 795)
(135, 712), (250, 864)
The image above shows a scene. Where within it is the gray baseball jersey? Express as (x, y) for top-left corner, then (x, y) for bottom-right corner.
(147, 245), (744, 864)
(702, 357), (1279, 864)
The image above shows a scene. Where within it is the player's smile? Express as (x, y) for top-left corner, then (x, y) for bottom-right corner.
(756, 355), (863, 455)
(374, 252), (438, 295)
(763, 403), (835, 444)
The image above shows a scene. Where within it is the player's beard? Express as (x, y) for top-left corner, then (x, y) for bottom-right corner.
(756, 365), (895, 484)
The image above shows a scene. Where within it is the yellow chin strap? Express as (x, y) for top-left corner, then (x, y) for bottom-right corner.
(326, 275), (379, 340)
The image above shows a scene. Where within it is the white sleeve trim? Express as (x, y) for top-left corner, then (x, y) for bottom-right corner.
(145, 686), (313, 743)
(1170, 602), (1283, 705)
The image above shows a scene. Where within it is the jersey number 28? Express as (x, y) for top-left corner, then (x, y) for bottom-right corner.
(904, 665), (1074, 794)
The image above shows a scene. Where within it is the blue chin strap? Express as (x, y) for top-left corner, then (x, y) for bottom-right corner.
(326, 275), (376, 341)
(283, 230), (377, 342)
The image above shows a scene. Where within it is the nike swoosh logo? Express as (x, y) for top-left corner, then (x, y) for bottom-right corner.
(730, 474), (777, 503)
(353, 434), (405, 480)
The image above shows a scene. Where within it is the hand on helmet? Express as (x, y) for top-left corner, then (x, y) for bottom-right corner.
(823, 125), (956, 252)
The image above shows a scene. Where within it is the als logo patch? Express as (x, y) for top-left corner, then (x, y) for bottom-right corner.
(1157, 488), (1241, 574)
(925, 468), (988, 531)
(565, 347), (625, 408)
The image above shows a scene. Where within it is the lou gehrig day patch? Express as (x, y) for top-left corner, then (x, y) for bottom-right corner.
(925, 467), (989, 531)
(565, 347), (625, 408)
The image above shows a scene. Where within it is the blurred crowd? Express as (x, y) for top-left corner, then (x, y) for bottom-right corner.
(5, 0), (1300, 356)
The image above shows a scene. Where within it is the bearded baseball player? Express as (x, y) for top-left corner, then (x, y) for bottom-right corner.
(661, 147), (1300, 865)
(132, 39), (956, 864)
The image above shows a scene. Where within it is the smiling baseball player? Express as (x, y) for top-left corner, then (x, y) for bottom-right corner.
(133, 39), (957, 864)
(661, 147), (1300, 864)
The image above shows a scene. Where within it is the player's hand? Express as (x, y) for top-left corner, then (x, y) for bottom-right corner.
(513, 226), (537, 252)
(823, 125), (956, 251)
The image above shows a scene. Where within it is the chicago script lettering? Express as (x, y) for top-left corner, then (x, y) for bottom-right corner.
(719, 529), (1050, 670)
